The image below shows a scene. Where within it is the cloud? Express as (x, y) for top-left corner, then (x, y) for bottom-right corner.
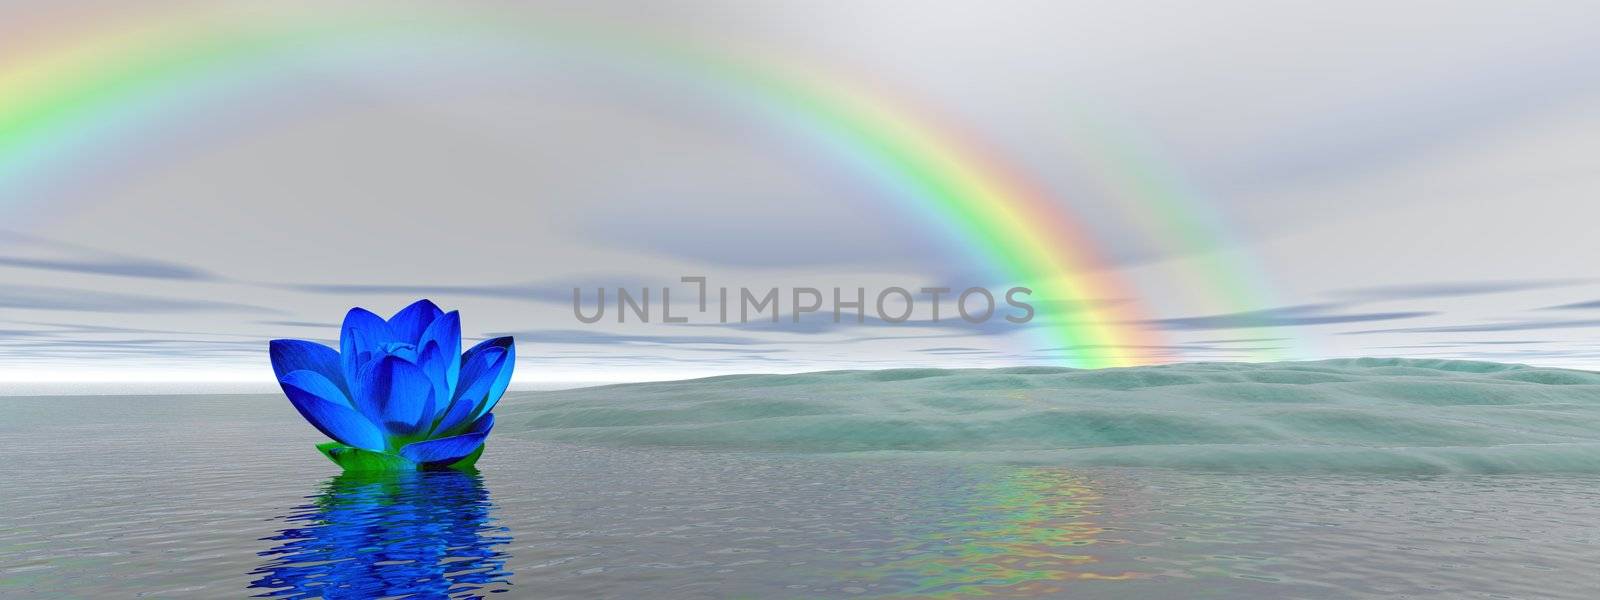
(0, 321), (298, 343)
(1544, 299), (1600, 310)
(912, 346), (1000, 355)
(6, 338), (265, 350)
(1345, 319), (1600, 335)
(498, 321), (1018, 350)
(489, 328), (769, 346)
(1327, 279), (1592, 301)
(277, 274), (664, 304)
(698, 313), (1027, 336)
(669, 346), (790, 354)
(0, 230), (217, 280)
(0, 255), (215, 280)
(0, 284), (279, 314)
(1, 321), (166, 335)
(1028, 343), (1286, 354)
(256, 320), (339, 328)
(1145, 303), (1434, 330)
(279, 282), (558, 302)
(515, 352), (791, 365)
(0, 329), (51, 340)
(1373, 340), (1547, 349)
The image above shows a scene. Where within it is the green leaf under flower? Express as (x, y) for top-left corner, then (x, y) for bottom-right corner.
(315, 442), (484, 471)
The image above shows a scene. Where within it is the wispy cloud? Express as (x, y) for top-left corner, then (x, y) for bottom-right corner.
(0, 230), (217, 280)
(1543, 299), (1600, 310)
(256, 320), (339, 328)
(0, 255), (214, 280)
(0, 320), (285, 340)
(1327, 279), (1592, 301)
(276, 274), (662, 304)
(489, 328), (769, 346)
(1029, 343), (1286, 354)
(1346, 319), (1600, 335)
(1146, 303), (1434, 330)
(912, 346), (1001, 355)
(0, 329), (52, 340)
(1191, 337), (1291, 344)
(696, 313), (1028, 336)
(1373, 340), (1547, 349)
(0, 284), (278, 314)
(279, 282), (557, 302)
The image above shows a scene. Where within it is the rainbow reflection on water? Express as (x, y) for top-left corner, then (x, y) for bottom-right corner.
(855, 467), (1140, 598)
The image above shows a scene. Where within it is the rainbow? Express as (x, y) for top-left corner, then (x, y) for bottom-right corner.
(1055, 117), (1297, 360)
(0, 6), (1247, 368)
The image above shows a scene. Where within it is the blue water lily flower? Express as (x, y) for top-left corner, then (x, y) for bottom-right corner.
(269, 300), (514, 471)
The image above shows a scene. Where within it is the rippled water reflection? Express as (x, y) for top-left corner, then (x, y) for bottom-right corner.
(854, 468), (1138, 597)
(249, 471), (512, 598)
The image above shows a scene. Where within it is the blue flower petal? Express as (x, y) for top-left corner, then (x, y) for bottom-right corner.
(387, 299), (443, 345)
(451, 342), (507, 408)
(429, 383), (482, 437)
(419, 310), (461, 355)
(418, 311), (462, 411)
(353, 355), (435, 436)
(268, 339), (348, 399)
(417, 343), (452, 424)
(473, 339), (514, 422)
(456, 337), (514, 400)
(400, 414), (493, 466)
(339, 308), (396, 388)
(280, 370), (385, 451)
(280, 369), (352, 406)
(432, 340), (510, 435)
(465, 412), (495, 434)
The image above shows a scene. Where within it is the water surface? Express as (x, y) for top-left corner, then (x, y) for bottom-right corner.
(5, 360), (1600, 598)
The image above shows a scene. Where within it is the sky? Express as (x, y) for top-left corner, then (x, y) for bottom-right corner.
(3, 0), (1600, 384)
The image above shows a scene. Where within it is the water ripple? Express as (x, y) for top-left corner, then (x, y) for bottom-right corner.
(248, 471), (513, 599)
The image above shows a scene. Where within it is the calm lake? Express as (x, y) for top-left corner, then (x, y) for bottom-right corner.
(5, 364), (1600, 598)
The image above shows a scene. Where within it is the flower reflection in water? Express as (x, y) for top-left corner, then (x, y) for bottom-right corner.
(250, 470), (512, 598)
